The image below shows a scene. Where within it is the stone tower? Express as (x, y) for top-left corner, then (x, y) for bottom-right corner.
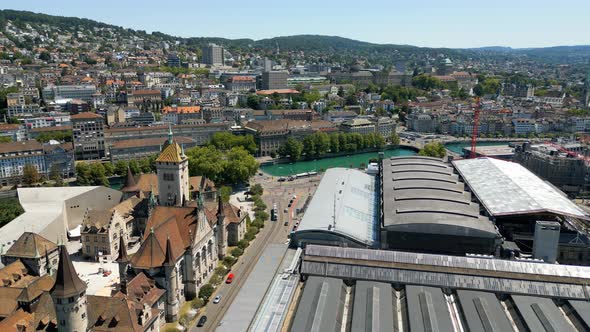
(163, 237), (179, 322)
(156, 125), (190, 207)
(216, 196), (227, 259)
(115, 235), (129, 293)
(51, 244), (88, 332)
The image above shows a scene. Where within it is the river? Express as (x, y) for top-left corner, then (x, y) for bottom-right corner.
(260, 148), (417, 176)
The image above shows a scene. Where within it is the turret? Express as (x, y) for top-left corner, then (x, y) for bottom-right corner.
(121, 167), (139, 199)
(216, 196), (227, 259)
(115, 235), (129, 293)
(163, 237), (179, 322)
(51, 244), (88, 332)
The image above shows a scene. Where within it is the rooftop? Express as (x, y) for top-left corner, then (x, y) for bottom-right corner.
(382, 156), (498, 237)
(452, 157), (587, 218)
(293, 168), (378, 247)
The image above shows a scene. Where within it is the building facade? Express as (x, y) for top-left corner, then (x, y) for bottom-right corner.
(71, 112), (106, 160)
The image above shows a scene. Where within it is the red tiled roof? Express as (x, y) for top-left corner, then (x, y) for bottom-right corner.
(70, 112), (103, 120)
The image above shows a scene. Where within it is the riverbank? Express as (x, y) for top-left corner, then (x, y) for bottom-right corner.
(260, 147), (417, 176)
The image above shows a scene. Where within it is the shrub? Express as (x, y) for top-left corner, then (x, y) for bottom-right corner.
(164, 327), (180, 332)
(237, 239), (249, 249)
(198, 284), (214, 301)
(191, 298), (205, 309)
(244, 232), (255, 241)
(214, 266), (228, 276)
(223, 256), (236, 267)
(247, 226), (259, 235)
(210, 274), (222, 286)
(179, 313), (189, 327)
(252, 219), (264, 229)
(254, 210), (269, 221)
(231, 247), (244, 257)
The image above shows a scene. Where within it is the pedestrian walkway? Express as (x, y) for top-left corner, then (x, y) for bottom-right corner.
(216, 244), (288, 332)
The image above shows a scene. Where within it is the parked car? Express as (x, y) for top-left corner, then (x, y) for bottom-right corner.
(213, 295), (222, 304)
(226, 273), (234, 284)
(278, 177), (286, 182)
(197, 316), (207, 327)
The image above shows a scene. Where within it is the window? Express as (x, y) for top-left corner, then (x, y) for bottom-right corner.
(163, 173), (174, 181)
(81, 313), (86, 319)
(68, 296), (75, 303)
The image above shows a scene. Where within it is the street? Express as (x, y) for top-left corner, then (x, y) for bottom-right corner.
(192, 171), (320, 331)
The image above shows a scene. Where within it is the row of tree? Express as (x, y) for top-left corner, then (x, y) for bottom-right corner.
(186, 146), (259, 185)
(278, 131), (388, 162)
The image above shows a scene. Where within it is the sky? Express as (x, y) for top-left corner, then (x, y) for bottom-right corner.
(3, 0), (590, 48)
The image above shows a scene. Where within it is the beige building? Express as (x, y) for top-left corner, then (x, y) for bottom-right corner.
(1, 232), (59, 276)
(156, 130), (190, 207)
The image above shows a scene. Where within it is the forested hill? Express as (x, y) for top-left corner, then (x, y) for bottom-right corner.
(1, 9), (589, 64)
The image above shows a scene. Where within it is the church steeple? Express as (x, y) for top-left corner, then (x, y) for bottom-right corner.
(116, 235), (129, 293)
(51, 244), (88, 332)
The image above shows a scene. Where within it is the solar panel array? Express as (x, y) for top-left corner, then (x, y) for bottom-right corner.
(305, 245), (590, 280)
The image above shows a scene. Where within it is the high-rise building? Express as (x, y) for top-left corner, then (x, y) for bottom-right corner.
(71, 112), (106, 160)
(202, 43), (224, 66)
(263, 57), (273, 72)
(261, 70), (289, 90)
(167, 53), (181, 67)
(584, 64), (590, 109)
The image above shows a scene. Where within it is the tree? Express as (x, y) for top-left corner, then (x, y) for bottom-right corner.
(223, 256), (236, 267)
(219, 186), (232, 203)
(418, 142), (446, 158)
(278, 138), (303, 162)
(0, 197), (24, 226)
(237, 239), (249, 249)
(114, 160), (128, 175)
(198, 284), (214, 301)
(0, 136), (11, 143)
(412, 74), (443, 90)
(39, 51), (51, 62)
(103, 162), (115, 177)
(231, 247), (244, 257)
(250, 183), (263, 196)
(224, 147), (259, 184)
(22, 164), (40, 186)
(390, 132), (401, 145)
(246, 94), (261, 109)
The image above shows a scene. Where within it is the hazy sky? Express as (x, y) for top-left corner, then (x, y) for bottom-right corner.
(4, 0), (590, 48)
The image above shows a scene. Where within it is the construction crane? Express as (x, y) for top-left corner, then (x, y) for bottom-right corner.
(470, 97), (482, 158)
(543, 141), (590, 163)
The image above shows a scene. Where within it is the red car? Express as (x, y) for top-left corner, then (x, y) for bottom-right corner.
(226, 273), (234, 284)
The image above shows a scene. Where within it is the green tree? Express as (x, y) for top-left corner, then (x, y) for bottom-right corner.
(114, 160), (128, 175)
(224, 147), (259, 184)
(219, 186), (232, 203)
(198, 284), (214, 301)
(390, 132), (401, 145)
(39, 51), (51, 61)
(412, 74), (443, 90)
(103, 162), (115, 177)
(418, 142), (446, 158)
(277, 138), (303, 162)
(0, 198), (25, 227)
(231, 247), (244, 257)
(0, 136), (11, 143)
(22, 164), (40, 186)
(250, 183), (263, 196)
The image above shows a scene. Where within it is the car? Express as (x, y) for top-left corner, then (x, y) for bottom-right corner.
(213, 295), (222, 304)
(258, 172), (263, 176)
(284, 208), (288, 213)
(197, 316), (207, 327)
(292, 195), (297, 199)
(278, 177), (286, 182)
(288, 203), (292, 208)
(226, 273), (234, 284)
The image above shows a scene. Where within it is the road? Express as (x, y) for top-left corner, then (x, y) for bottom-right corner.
(193, 173), (319, 331)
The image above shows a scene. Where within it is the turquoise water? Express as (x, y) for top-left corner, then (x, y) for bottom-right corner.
(261, 148), (417, 176)
(445, 141), (508, 154)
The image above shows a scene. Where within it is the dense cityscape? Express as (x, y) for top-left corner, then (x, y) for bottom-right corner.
(0, 6), (590, 332)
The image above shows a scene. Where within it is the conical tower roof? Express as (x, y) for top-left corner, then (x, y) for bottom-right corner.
(115, 235), (129, 263)
(163, 237), (175, 266)
(51, 245), (87, 298)
(121, 167), (139, 193)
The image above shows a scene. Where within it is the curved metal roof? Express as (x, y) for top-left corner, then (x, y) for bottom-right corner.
(382, 156), (498, 237)
(295, 168), (378, 247)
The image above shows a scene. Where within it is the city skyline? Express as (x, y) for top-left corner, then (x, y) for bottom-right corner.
(4, 0), (590, 49)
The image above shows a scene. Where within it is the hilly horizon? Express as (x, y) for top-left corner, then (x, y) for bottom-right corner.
(1, 9), (589, 51)
(1, 9), (590, 64)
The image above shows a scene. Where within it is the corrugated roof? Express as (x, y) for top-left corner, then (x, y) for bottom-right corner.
(351, 281), (394, 332)
(406, 285), (454, 332)
(511, 295), (576, 332)
(452, 158), (587, 218)
(294, 168), (378, 247)
(456, 290), (513, 332)
(290, 277), (346, 332)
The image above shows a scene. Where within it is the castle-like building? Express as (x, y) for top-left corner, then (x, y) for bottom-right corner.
(0, 132), (247, 331)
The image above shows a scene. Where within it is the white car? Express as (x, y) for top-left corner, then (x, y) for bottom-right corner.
(213, 295), (222, 304)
